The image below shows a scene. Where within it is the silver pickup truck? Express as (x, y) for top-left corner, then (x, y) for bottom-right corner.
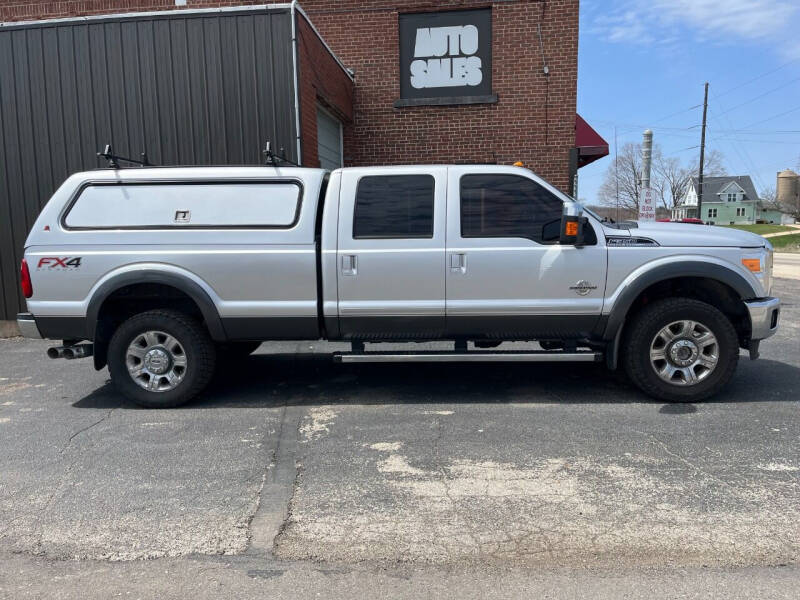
(17, 164), (779, 407)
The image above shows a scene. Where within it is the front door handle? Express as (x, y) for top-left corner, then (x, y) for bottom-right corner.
(341, 254), (357, 276)
(450, 253), (466, 273)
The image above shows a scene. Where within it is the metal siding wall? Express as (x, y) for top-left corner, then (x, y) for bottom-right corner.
(0, 8), (297, 320)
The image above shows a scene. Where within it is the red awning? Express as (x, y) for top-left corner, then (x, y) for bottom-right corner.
(575, 114), (609, 168)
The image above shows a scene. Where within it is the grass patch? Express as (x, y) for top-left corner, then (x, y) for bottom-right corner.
(721, 224), (794, 235)
(769, 233), (800, 253)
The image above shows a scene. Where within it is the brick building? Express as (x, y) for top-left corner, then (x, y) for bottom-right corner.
(0, 1), (607, 321)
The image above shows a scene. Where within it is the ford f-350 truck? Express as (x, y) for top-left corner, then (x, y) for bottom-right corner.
(16, 165), (780, 407)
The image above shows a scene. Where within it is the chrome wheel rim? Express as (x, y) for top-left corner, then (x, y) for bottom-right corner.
(125, 330), (187, 392)
(649, 320), (718, 386)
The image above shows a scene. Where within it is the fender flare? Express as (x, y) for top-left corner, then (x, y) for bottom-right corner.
(600, 260), (758, 342)
(86, 270), (227, 342)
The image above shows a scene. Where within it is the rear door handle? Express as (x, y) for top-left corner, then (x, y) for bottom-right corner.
(341, 254), (357, 275)
(450, 253), (466, 273)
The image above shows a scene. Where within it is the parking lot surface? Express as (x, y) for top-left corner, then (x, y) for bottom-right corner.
(1, 277), (798, 598)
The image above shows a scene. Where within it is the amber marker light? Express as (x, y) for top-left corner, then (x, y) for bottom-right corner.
(741, 258), (761, 273)
(513, 161), (524, 167)
(565, 221), (579, 236)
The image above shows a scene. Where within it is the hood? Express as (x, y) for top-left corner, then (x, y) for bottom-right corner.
(629, 221), (767, 248)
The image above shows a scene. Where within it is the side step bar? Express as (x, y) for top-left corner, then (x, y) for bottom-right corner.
(334, 351), (603, 363)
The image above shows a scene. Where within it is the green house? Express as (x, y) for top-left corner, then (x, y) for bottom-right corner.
(671, 175), (786, 225)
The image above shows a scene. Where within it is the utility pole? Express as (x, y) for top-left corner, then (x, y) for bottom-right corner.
(615, 126), (620, 222)
(697, 82), (709, 221)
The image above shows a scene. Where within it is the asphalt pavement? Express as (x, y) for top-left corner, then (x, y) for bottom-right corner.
(0, 277), (798, 598)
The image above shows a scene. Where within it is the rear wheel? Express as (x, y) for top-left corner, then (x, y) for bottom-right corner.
(622, 297), (739, 402)
(108, 309), (216, 408)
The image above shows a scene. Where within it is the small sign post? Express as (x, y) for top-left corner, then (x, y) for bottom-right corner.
(639, 187), (656, 222)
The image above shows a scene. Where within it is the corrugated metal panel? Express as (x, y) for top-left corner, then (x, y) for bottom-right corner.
(0, 7), (297, 320)
(316, 107), (342, 170)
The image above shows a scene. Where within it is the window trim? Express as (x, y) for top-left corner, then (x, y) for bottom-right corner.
(458, 173), (566, 245)
(351, 173), (436, 240)
(60, 178), (305, 231)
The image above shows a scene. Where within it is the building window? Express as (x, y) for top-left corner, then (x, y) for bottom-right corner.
(708, 208), (717, 218)
(727, 193), (737, 202)
(460, 174), (565, 244)
(353, 175), (435, 239)
(736, 207), (746, 217)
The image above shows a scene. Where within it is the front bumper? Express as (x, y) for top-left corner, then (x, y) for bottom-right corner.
(16, 313), (42, 339)
(745, 297), (780, 341)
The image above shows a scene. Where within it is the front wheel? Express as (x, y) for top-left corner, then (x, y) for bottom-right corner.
(622, 298), (739, 402)
(108, 309), (216, 408)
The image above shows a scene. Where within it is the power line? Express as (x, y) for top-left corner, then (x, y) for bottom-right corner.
(712, 137), (800, 145)
(706, 101), (768, 191)
(714, 75), (800, 118)
(740, 104), (800, 130)
(651, 104), (702, 125)
(710, 129), (800, 135)
(716, 56), (800, 96)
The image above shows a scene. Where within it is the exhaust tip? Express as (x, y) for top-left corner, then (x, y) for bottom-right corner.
(47, 347), (62, 359)
(63, 348), (75, 360)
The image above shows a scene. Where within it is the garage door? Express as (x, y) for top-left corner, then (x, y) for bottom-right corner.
(316, 107), (343, 170)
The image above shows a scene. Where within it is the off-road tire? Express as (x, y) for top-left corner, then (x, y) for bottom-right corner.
(108, 309), (216, 408)
(622, 297), (739, 403)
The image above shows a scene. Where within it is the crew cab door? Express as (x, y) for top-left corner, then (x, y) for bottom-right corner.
(445, 167), (607, 339)
(336, 168), (447, 339)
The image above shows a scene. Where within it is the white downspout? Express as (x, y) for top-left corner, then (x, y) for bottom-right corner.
(290, 0), (303, 165)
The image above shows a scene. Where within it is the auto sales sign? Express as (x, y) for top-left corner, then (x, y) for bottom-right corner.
(398, 9), (493, 104)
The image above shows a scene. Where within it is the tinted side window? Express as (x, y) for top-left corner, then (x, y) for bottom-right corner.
(353, 175), (434, 239)
(460, 174), (564, 243)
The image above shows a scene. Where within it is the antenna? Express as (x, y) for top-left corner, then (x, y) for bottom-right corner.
(97, 144), (153, 169)
(262, 140), (299, 167)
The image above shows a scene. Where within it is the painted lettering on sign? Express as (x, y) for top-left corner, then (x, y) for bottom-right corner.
(410, 25), (482, 89)
(398, 9), (491, 100)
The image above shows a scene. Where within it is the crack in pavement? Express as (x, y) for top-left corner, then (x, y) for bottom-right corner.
(246, 403), (304, 558)
(0, 406), (121, 548)
(64, 407), (118, 450)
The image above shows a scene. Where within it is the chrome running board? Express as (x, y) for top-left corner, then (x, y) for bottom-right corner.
(334, 351), (602, 363)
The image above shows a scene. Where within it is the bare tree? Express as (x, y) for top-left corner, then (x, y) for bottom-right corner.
(600, 142), (726, 212)
(764, 183), (800, 220)
(654, 154), (689, 210)
(598, 142), (643, 211)
(654, 149), (725, 209)
(759, 186), (781, 210)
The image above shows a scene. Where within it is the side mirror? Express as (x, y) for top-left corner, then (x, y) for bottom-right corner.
(560, 204), (586, 247)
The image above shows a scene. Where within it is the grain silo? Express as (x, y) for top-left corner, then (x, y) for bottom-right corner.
(777, 169), (799, 209)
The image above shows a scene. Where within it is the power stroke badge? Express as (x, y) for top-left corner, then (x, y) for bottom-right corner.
(570, 280), (597, 296)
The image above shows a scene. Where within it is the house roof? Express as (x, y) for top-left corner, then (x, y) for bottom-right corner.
(690, 175), (759, 201)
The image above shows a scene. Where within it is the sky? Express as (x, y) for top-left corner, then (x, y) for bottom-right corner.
(576, 0), (800, 205)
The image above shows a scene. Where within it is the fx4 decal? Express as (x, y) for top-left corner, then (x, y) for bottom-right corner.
(37, 257), (83, 269)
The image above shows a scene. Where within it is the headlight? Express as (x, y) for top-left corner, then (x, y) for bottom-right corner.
(765, 249), (774, 296)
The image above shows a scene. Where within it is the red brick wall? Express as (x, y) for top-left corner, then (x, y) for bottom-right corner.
(300, 0), (579, 191)
(296, 13), (355, 168)
(3, 0), (579, 190)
